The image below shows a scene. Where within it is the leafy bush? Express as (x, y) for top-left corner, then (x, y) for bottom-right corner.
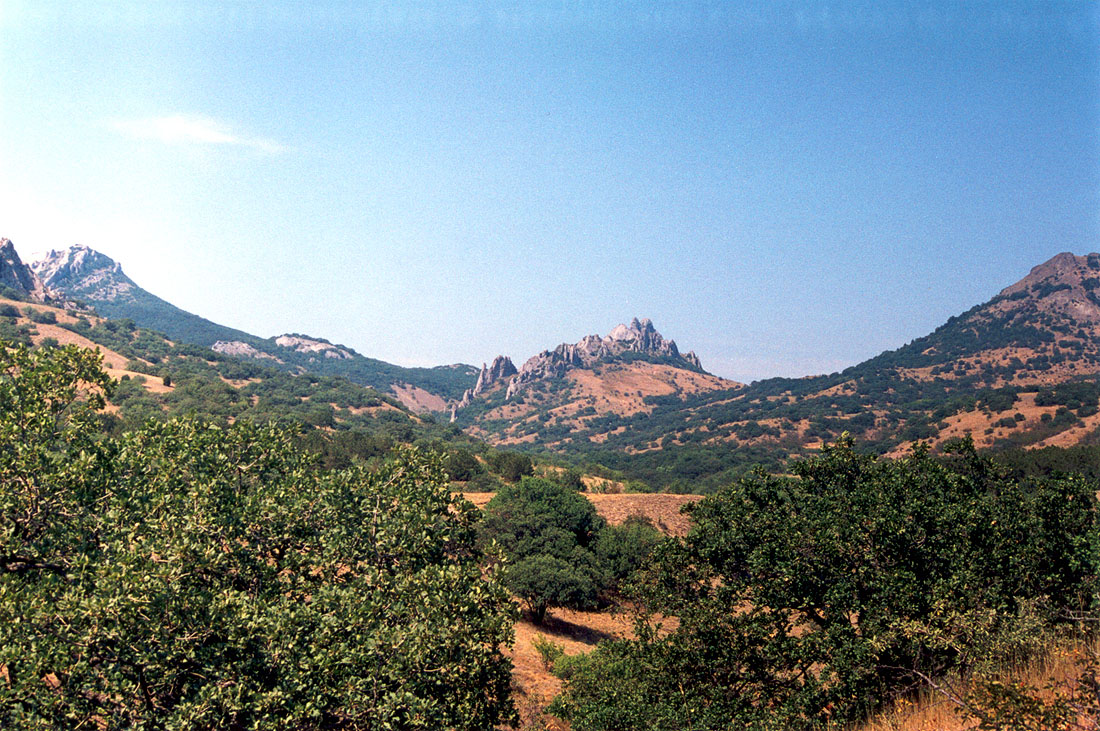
(594, 515), (662, 591)
(487, 451), (535, 482)
(0, 342), (517, 729)
(552, 437), (1097, 730)
(22, 306), (57, 325)
(480, 477), (607, 622)
(444, 448), (485, 482)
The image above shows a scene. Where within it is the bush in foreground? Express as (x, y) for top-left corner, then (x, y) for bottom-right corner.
(0, 342), (516, 729)
(552, 437), (1097, 730)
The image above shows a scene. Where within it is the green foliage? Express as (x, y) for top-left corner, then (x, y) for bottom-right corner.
(594, 516), (662, 591)
(0, 341), (517, 729)
(444, 448), (485, 482)
(487, 450), (535, 482)
(552, 437), (1098, 730)
(22, 306), (57, 325)
(480, 477), (607, 622)
(532, 634), (566, 671)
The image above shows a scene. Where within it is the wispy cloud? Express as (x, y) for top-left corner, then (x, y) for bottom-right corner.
(111, 115), (284, 153)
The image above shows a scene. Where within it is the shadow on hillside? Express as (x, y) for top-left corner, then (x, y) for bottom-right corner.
(534, 612), (619, 645)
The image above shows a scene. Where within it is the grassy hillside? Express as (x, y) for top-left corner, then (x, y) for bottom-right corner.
(459, 253), (1100, 492)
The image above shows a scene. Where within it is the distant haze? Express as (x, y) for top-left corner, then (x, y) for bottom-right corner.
(1, 1), (1096, 381)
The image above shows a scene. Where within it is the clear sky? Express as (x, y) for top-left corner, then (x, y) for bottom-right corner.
(1, 1), (1097, 382)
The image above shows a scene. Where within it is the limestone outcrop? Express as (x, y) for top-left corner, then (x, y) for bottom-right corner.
(504, 318), (704, 399)
(1, 238), (49, 301)
(274, 334), (353, 360)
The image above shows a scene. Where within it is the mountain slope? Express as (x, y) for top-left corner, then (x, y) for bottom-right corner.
(32, 245), (478, 407)
(33, 245), (258, 346)
(454, 318), (740, 447)
(468, 253), (1100, 491)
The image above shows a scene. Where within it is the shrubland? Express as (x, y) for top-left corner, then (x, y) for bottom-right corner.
(549, 436), (1098, 730)
(0, 343), (516, 729)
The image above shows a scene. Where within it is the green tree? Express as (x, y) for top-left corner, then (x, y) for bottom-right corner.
(487, 451), (534, 482)
(0, 341), (517, 729)
(594, 515), (662, 592)
(444, 448), (485, 482)
(480, 477), (607, 622)
(553, 437), (1098, 730)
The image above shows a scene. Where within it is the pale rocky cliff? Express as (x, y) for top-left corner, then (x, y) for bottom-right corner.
(505, 318), (703, 399)
(458, 355), (518, 407)
(212, 341), (282, 362)
(274, 334), (353, 360)
(31, 244), (135, 302)
(0, 238), (49, 301)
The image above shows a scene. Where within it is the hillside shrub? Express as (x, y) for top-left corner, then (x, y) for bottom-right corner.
(480, 477), (607, 622)
(594, 515), (662, 591)
(0, 342), (517, 729)
(552, 436), (1097, 730)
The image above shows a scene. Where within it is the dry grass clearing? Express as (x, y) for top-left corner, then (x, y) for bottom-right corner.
(855, 639), (1098, 731)
(462, 491), (700, 537)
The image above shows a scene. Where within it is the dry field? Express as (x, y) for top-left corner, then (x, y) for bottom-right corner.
(462, 491), (700, 537)
(854, 639), (1097, 731)
(463, 490), (700, 728)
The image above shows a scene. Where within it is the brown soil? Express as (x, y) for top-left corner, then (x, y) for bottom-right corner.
(389, 383), (447, 413)
(462, 491), (700, 537)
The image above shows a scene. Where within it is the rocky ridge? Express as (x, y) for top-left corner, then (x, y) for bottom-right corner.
(982, 252), (1100, 324)
(505, 318), (702, 399)
(1, 238), (49, 301)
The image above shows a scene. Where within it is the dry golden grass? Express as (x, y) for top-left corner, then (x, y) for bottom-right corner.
(462, 491), (700, 537)
(3, 297), (174, 394)
(855, 639), (1098, 731)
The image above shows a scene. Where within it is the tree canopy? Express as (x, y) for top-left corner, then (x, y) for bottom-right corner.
(0, 342), (517, 729)
(552, 436), (1098, 730)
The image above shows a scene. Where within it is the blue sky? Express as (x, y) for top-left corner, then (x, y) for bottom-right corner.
(1, 1), (1097, 381)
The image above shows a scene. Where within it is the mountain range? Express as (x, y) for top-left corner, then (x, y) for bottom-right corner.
(6, 235), (1100, 490)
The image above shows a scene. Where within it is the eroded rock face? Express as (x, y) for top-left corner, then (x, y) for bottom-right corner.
(989, 252), (1100, 324)
(274, 334), (353, 360)
(212, 341), (282, 362)
(31, 244), (132, 302)
(458, 355), (518, 407)
(504, 318), (704, 399)
(1, 238), (48, 301)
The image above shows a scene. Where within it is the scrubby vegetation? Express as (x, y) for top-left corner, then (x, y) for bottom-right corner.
(476, 475), (665, 631)
(2, 318), (1097, 728)
(548, 436), (1098, 729)
(0, 343), (516, 729)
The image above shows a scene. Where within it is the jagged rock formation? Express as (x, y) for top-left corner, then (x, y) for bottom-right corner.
(32, 245), (135, 302)
(1, 238), (48, 301)
(458, 355), (517, 407)
(274, 335), (353, 360)
(983, 252), (1100, 324)
(212, 341), (282, 361)
(505, 318), (702, 399)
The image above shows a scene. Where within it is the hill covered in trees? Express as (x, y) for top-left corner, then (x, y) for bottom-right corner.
(30, 243), (479, 407)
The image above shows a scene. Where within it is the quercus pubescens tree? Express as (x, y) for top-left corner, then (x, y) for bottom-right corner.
(479, 477), (607, 623)
(0, 342), (517, 729)
(552, 436), (1098, 730)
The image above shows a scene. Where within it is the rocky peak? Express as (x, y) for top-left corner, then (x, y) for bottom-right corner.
(0, 238), (47, 300)
(504, 318), (704, 399)
(985, 251), (1100, 324)
(458, 355), (517, 407)
(31, 244), (135, 302)
(475, 355), (517, 393)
